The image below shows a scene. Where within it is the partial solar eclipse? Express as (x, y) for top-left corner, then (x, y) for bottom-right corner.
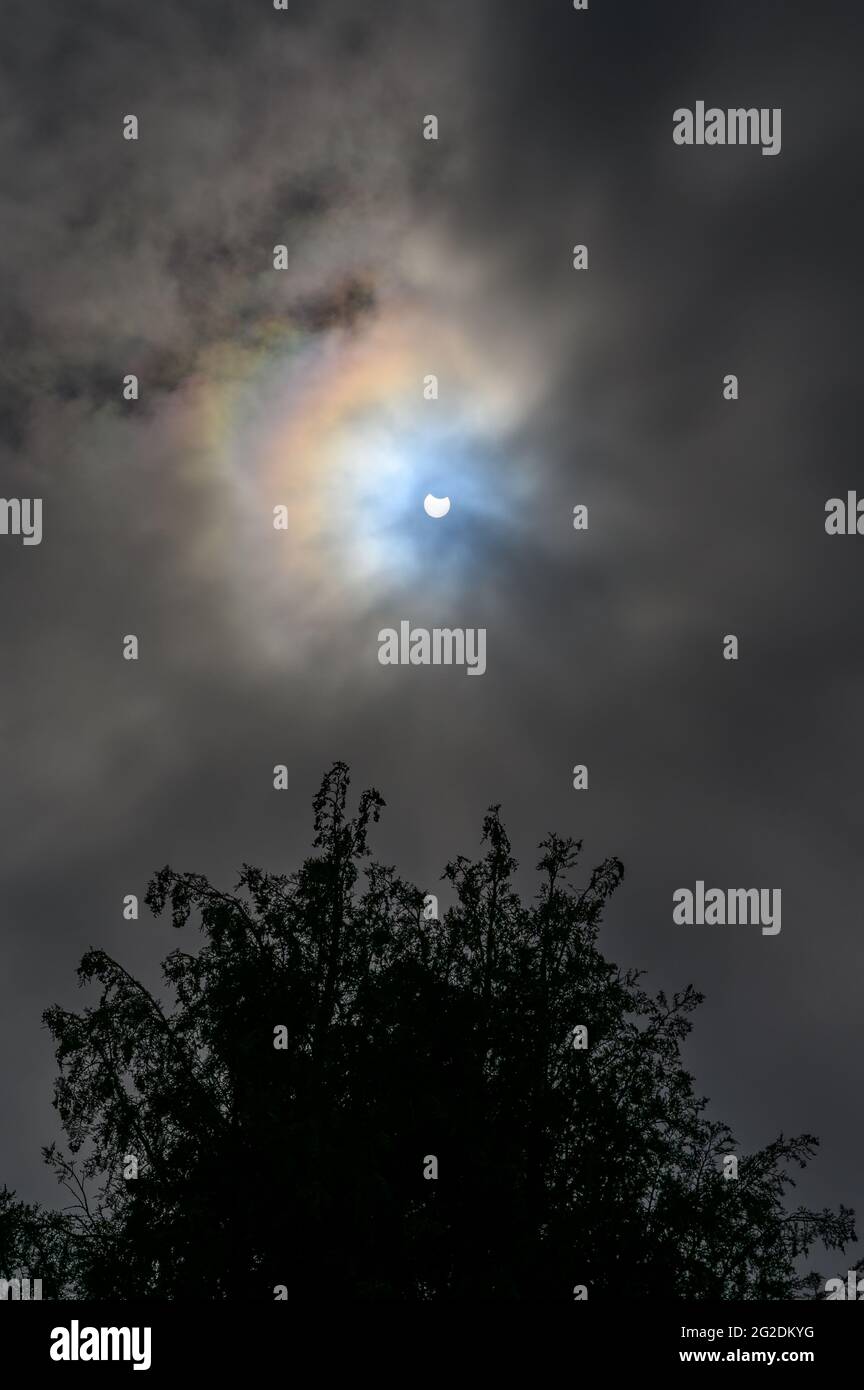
(424, 493), (451, 518)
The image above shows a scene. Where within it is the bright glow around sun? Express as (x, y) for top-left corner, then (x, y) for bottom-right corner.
(197, 296), (536, 610)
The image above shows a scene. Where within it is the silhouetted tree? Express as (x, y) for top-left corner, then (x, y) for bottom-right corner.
(0, 763), (856, 1299)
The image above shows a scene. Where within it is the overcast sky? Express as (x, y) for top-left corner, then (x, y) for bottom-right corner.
(2, 0), (863, 1280)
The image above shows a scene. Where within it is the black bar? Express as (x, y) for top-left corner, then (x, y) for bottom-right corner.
(1, 1301), (856, 1375)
